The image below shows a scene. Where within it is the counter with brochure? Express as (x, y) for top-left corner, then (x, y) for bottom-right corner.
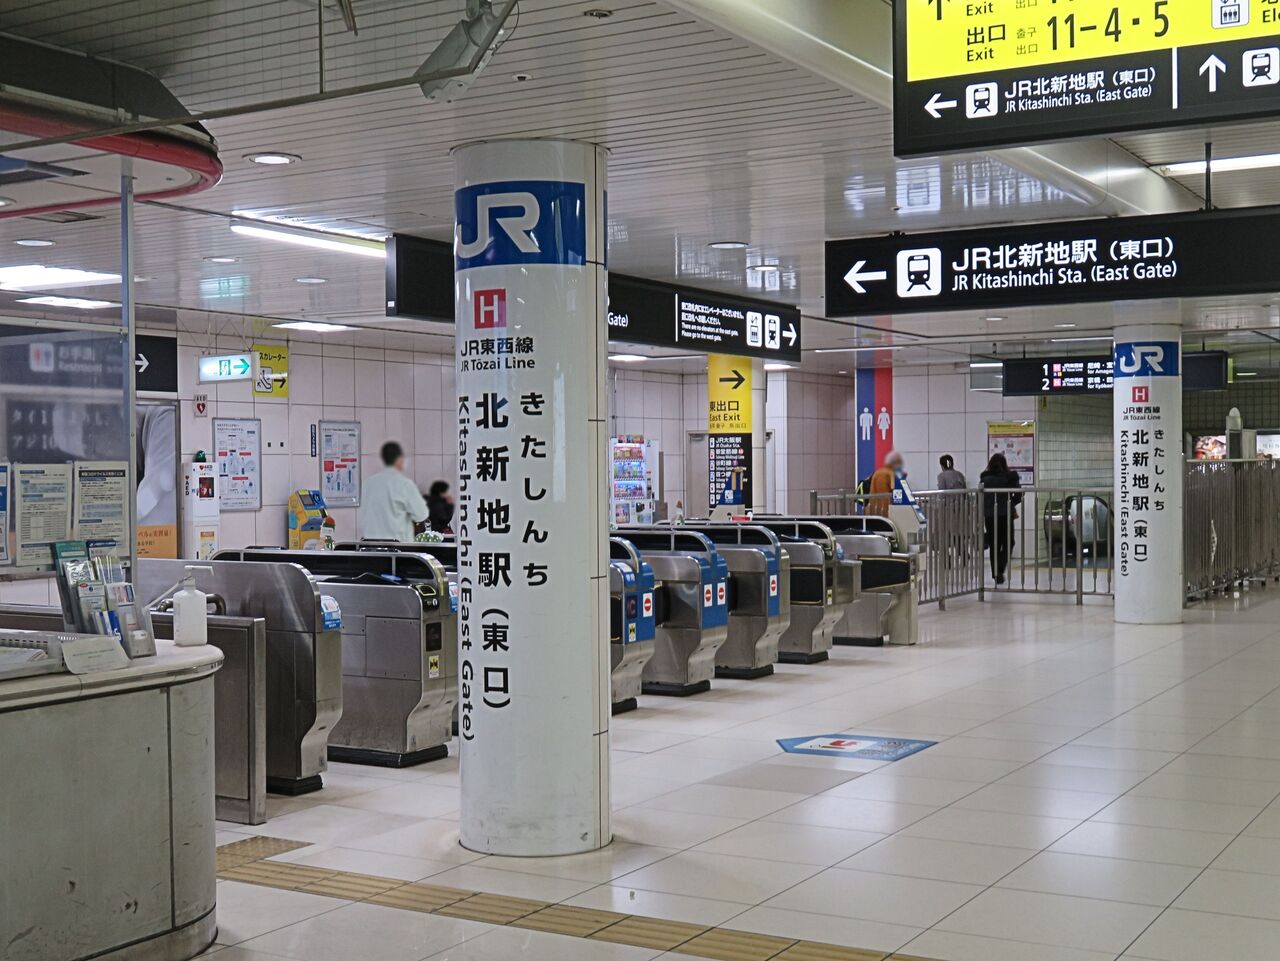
(0, 640), (223, 961)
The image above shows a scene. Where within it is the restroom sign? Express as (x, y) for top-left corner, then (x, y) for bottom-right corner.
(895, 0), (1280, 156)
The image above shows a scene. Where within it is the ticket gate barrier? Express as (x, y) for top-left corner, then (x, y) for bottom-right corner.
(609, 537), (658, 714)
(615, 530), (730, 696)
(214, 548), (458, 767)
(137, 557), (343, 795)
(624, 524), (788, 680)
(826, 531), (918, 646)
(751, 519), (860, 662)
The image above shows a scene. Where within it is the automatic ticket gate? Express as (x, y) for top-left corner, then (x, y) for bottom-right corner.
(215, 548), (457, 767)
(625, 524), (789, 679)
(618, 530), (730, 696)
(609, 537), (658, 713)
(752, 519), (859, 662)
(137, 557), (343, 794)
(797, 518), (918, 646)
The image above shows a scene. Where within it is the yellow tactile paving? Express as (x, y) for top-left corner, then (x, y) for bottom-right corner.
(436, 892), (550, 924)
(673, 928), (798, 961)
(778, 942), (891, 961)
(364, 882), (475, 913)
(511, 904), (629, 937)
(590, 916), (710, 951)
(214, 837), (945, 961)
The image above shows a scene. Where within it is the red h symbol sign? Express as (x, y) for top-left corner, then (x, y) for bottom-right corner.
(475, 289), (507, 329)
(1132, 386), (1149, 403)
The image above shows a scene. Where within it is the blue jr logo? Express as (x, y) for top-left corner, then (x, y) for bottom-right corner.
(455, 180), (587, 270)
(1114, 341), (1180, 378)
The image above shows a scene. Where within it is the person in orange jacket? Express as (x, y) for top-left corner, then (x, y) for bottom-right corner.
(866, 451), (904, 516)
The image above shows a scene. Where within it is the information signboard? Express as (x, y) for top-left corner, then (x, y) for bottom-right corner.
(1002, 351), (1227, 395)
(895, 0), (1280, 156)
(826, 206), (1280, 317)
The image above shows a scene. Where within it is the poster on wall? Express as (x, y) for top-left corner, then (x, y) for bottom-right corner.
(15, 463), (72, 568)
(74, 461), (129, 546)
(319, 421), (361, 507)
(213, 417), (262, 512)
(1258, 432), (1280, 460)
(988, 421), (1035, 486)
(136, 404), (178, 557)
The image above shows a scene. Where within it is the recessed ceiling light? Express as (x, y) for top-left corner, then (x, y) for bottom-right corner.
(764, 363), (792, 371)
(17, 295), (116, 310)
(0, 197), (15, 208)
(295, 277), (327, 284)
(14, 239), (55, 247)
(837, 369), (849, 374)
(1053, 322), (1078, 328)
(512, 72), (533, 82)
(1237, 371), (1259, 377)
(609, 354), (647, 362)
(1050, 335), (1113, 343)
(0, 265), (120, 290)
(969, 362), (1003, 369)
(709, 241), (749, 250)
(245, 152), (301, 166)
(584, 8), (613, 18)
(274, 321), (355, 333)
(985, 315), (1007, 322)
(204, 255), (239, 264)
(230, 221), (385, 258)
(748, 263), (779, 272)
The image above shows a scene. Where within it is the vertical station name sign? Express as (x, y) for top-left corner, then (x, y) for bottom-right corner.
(895, 0), (1280, 155)
(826, 205), (1280, 316)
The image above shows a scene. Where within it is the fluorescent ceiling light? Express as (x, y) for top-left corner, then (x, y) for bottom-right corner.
(709, 241), (748, 250)
(748, 263), (779, 272)
(764, 363), (793, 371)
(274, 321), (356, 333)
(1054, 323), (1078, 328)
(245, 152), (300, 165)
(1050, 335), (1113, 343)
(969, 362), (1002, 369)
(17, 295), (116, 310)
(609, 353), (648, 362)
(14, 238), (55, 247)
(1237, 371), (1259, 377)
(814, 345), (906, 354)
(0, 265), (121, 290)
(0, 197), (14, 208)
(1158, 152), (1280, 176)
(295, 277), (327, 284)
(984, 315), (1007, 322)
(204, 255), (239, 264)
(230, 221), (386, 259)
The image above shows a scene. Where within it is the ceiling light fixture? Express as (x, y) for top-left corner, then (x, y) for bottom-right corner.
(0, 265), (121, 290)
(245, 152), (301, 165)
(763, 363), (793, 371)
(0, 197), (15, 208)
(230, 220), (386, 259)
(1050, 335), (1113, 343)
(274, 321), (356, 333)
(748, 263), (779, 272)
(1237, 371), (1259, 377)
(969, 362), (1003, 369)
(295, 277), (328, 284)
(1157, 152), (1280, 177)
(1053, 323), (1078, 328)
(14, 239), (55, 247)
(584, 8), (613, 18)
(512, 72), (532, 82)
(17, 295), (116, 310)
(608, 353), (648, 363)
(814, 345), (906, 354)
(709, 241), (749, 250)
(204, 255), (239, 264)
(984, 315), (1007, 322)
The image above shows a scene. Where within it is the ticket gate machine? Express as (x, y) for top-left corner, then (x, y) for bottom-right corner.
(624, 524), (789, 679)
(608, 537), (658, 713)
(137, 557), (343, 794)
(214, 548), (458, 766)
(617, 530), (730, 696)
(751, 519), (859, 662)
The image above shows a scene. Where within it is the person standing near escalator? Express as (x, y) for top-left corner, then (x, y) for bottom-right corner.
(980, 452), (1022, 585)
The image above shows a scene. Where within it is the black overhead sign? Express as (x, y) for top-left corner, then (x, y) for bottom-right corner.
(826, 206), (1280, 317)
(894, 0), (1280, 156)
(136, 334), (178, 394)
(608, 275), (802, 362)
(1003, 350), (1228, 396)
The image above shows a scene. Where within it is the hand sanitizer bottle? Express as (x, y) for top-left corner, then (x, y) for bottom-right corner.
(173, 567), (210, 646)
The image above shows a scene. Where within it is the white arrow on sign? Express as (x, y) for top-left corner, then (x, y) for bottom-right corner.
(1200, 54), (1226, 93)
(924, 92), (958, 119)
(843, 260), (888, 294)
(783, 322), (797, 346)
(135, 353), (149, 374)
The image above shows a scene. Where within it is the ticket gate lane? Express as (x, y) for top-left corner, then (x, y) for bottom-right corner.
(818, 526), (918, 647)
(213, 549), (458, 767)
(608, 537), (658, 714)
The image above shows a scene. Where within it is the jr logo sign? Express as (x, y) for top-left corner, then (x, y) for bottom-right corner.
(455, 180), (588, 270)
(1114, 341), (1180, 378)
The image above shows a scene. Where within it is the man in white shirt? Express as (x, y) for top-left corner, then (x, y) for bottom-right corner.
(358, 441), (429, 542)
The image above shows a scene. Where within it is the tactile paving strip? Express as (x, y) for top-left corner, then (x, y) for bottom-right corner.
(216, 836), (935, 961)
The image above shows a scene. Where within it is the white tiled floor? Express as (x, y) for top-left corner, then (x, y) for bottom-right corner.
(213, 590), (1280, 960)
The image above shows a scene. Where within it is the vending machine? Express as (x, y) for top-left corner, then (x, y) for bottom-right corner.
(609, 435), (661, 525)
(182, 460), (220, 559)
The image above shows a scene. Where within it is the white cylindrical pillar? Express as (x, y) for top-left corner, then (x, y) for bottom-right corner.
(1113, 322), (1183, 624)
(453, 139), (611, 854)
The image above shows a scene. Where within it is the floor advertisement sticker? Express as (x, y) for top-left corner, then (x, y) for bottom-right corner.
(777, 733), (936, 761)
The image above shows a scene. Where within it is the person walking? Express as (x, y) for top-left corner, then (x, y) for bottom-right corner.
(936, 454), (966, 490)
(358, 441), (429, 542)
(866, 451), (904, 516)
(980, 452), (1022, 584)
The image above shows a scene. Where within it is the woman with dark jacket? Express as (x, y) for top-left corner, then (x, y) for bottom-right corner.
(980, 453), (1022, 584)
(426, 480), (454, 534)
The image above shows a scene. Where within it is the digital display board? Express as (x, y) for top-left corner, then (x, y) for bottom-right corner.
(826, 207), (1280, 317)
(895, 0), (1280, 156)
(1002, 350), (1228, 395)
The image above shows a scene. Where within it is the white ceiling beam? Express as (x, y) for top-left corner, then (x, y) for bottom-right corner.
(660, 0), (1199, 217)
